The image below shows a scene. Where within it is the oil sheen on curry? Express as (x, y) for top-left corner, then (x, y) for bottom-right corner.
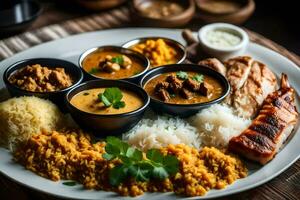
(82, 50), (145, 79)
(144, 71), (224, 104)
(70, 87), (143, 115)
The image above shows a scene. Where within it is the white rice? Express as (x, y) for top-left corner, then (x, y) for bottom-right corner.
(123, 114), (201, 151)
(189, 104), (251, 148)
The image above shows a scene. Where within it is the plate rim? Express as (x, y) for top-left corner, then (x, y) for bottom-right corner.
(0, 27), (299, 200)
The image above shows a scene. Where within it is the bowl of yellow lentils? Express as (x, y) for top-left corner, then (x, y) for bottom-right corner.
(122, 37), (186, 68)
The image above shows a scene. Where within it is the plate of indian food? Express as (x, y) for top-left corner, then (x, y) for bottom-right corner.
(0, 28), (299, 200)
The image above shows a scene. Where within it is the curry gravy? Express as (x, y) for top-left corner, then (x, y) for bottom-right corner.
(82, 51), (145, 79)
(144, 72), (224, 104)
(70, 88), (143, 115)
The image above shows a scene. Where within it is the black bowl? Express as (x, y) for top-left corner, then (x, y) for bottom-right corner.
(0, 0), (42, 36)
(140, 64), (230, 117)
(79, 46), (150, 83)
(65, 80), (150, 136)
(3, 58), (84, 110)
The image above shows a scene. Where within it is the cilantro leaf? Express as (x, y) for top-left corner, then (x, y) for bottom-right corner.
(128, 163), (152, 182)
(152, 166), (169, 180)
(163, 155), (180, 175)
(146, 149), (163, 163)
(111, 56), (124, 65)
(126, 148), (143, 161)
(109, 164), (128, 186)
(98, 87), (126, 109)
(102, 153), (115, 160)
(192, 74), (204, 83)
(103, 137), (179, 186)
(176, 71), (188, 80)
(89, 67), (99, 74)
(98, 93), (111, 107)
(62, 181), (76, 186)
(113, 101), (125, 109)
(103, 87), (123, 103)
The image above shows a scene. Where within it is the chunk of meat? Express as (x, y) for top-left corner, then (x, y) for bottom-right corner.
(166, 74), (177, 83)
(155, 81), (169, 91)
(8, 64), (73, 92)
(229, 74), (298, 164)
(225, 56), (253, 91)
(166, 75), (183, 93)
(156, 89), (170, 102)
(180, 88), (193, 99)
(199, 82), (213, 96)
(230, 61), (277, 118)
(183, 79), (200, 91)
(198, 58), (227, 76)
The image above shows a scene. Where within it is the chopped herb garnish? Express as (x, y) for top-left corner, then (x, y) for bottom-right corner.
(89, 67), (99, 74)
(176, 71), (188, 80)
(103, 137), (179, 186)
(111, 56), (124, 65)
(192, 74), (204, 83)
(98, 87), (126, 109)
(83, 92), (89, 96)
(62, 181), (76, 186)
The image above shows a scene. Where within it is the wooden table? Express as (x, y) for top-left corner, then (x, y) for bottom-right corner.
(0, 1), (299, 200)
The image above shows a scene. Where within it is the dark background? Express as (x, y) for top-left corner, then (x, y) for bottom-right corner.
(0, 0), (299, 55)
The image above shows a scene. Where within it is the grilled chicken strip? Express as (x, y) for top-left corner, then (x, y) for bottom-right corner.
(231, 61), (277, 118)
(229, 74), (298, 164)
(223, 56), (277, 118)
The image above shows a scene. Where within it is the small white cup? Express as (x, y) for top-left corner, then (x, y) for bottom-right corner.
(198, 23), (249, 61)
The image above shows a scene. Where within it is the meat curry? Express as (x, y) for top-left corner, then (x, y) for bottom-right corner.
(144, 71), (224, 104)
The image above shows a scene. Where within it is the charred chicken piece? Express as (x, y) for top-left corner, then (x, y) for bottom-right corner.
(229, 74), (298, 165)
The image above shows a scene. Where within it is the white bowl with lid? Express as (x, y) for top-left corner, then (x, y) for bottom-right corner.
(198, 23), (249, 61)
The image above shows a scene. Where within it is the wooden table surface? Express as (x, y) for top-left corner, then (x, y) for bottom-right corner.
(0, 1), (299, 200)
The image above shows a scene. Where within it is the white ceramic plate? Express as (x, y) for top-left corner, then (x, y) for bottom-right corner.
(0, 28), (299, 200)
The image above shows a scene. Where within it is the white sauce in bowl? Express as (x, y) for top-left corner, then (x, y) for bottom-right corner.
(205, 29), (241, 48)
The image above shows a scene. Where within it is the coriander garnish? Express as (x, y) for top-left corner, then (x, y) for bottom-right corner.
(89, 67), (99, 74)
(62, 181), (76, 186)
(176, 71), (188, 80)
(192, 74), (204, 83)
(111, 56), (124, 65)
(98, 87), (126, 109)
(103, 137), (179, 186)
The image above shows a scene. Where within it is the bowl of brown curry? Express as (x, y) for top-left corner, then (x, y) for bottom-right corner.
(3, 58), (84, 109)
(140, 64), (230, 117)
(79, 46), (150, 83)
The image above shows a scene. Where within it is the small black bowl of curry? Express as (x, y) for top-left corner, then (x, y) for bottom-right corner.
(65, 80), (150, 136)
(79, 46), (150, 83)
(3, 58), (84, 110)
(140, 64), (230, 117)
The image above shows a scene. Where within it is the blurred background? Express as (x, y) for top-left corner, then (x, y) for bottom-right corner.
(0, 0), (299, 54)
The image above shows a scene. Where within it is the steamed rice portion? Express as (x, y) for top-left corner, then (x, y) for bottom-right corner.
(189, 104), (251, 148)
(0, 96), (65, 151)
(124, 116), (201, 151)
